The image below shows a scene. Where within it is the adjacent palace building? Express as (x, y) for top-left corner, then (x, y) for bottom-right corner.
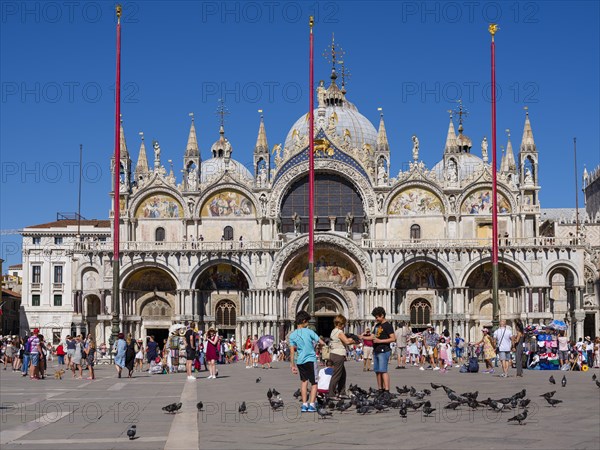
(19, 70), (599, 345)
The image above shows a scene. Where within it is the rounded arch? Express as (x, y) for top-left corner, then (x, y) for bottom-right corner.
(457, 183), (516, 215)
(389, 256), (456, 289)
(459, 257), (530, 287)
(463, 261), (525, 289)
(129, 187), (186, 220)
(190, 258), (255, 290)
(544, 261), (580, 285)
(409, 298), (432, 327)
(119, 261), (180, 291)
(268, 160), (376, 217)
(290, 285), (357, 319)
(195, 183), (259, 218)
(394, 261), (451, 290)
(138, 294), (174, 318)
(270, 233), (372, 289)
(385, 181), (449, 215)
(121, 265), (178, 292)
(80, 266), (100, 292)
(215, 299), (237, 327)
(83, 294), (101, 316)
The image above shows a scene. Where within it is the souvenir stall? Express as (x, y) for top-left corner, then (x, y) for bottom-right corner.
(526, 320), (566, 370)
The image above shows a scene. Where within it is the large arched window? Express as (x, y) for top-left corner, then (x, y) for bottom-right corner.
(215, 299), (236, 327)
(280, 173), (365, 233)
(410, 224), (421, 240)
(410, 299), (431, 326)
(155, 227), (165, 242)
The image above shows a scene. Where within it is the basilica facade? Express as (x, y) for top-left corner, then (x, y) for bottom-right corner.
(20, 70), (598, 345)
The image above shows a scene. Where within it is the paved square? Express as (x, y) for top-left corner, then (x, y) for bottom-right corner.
(1, 359), (599, 449)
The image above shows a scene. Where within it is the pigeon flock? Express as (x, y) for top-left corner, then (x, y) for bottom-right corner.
(125, 372), (599, 439)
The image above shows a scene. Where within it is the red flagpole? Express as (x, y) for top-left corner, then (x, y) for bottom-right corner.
(111, 5), (122, 345)
(489, 24), (500, 328)
(308, 16), (316, 324)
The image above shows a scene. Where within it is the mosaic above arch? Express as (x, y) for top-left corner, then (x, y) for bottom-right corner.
(461, 189), (511, 214)
(388, 188), (444, 216)
(284, 249), (359, 289)
(135, 193), (183, 218)
(201, 191), (254, 217)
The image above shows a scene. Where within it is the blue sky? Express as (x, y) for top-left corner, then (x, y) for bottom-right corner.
(1, 1), (599, 268)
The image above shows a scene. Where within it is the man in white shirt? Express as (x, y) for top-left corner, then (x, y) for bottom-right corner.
(493, 320), (513, 378)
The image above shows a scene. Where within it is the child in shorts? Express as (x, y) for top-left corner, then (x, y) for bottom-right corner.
(289, 311), (326, 413)
(317, 360), (334, 395)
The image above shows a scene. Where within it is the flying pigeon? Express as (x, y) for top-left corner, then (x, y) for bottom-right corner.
(127, 425), (136, 440)
(196, 402), (204, 411)
(561, 375), (567, 387)
(267, 389), (273, 399)
(272, 388), (281, 397)
(507, 409), (528, 425)
(256, 377), (262, 383)
(549, 375), (556, 385)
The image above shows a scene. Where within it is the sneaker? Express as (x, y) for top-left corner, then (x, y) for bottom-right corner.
(489, 369), (495, 374)
(187, 376), (196, 380)
(419, 367), (425, 371)
(307, 404), (317, 413)
(301, 404), (308, 413)
(433, 367), (440, 371)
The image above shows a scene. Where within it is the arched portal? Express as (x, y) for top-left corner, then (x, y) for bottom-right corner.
(297, 291), (346, 337)
(122, 267), (178, 340)
(410, 299), (431, 329)
(83, 294), (102, 341)
(394, 261), (450, 318)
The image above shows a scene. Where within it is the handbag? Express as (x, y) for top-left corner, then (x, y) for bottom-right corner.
(321, 344), (331, 360)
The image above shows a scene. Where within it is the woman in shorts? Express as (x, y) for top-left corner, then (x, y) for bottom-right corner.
(134, 340), (144, 371)
(86, 338), (96, 380)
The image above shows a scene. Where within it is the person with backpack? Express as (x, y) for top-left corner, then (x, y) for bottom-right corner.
(28, 329), (41, 380)
(21, 333), (32, 377)
(454, 333), (465, 364)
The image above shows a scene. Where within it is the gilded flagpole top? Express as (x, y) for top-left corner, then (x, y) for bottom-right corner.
(488, 23), (499, 39)
(116, 4), (122, 20)
(309, 16), (314, 29)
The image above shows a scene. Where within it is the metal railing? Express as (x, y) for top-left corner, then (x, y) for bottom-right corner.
(361, 236), (583, 250)
(72, 240), (283, 252)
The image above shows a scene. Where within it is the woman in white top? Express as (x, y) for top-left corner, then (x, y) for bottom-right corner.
(328, 314), (356, 399)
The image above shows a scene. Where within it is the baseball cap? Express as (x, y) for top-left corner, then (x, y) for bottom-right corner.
(33, 328), (39, 334)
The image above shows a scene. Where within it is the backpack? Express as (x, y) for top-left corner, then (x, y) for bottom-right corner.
(457, 338), (465, 349)
(24, 337), (32, 353)
(467, 356), (479, 373)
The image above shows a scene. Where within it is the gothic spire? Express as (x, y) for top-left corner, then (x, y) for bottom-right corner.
(520, 108), (536, 152)
(502, 130), (517, 172)
(185, 113), (199, 157)
(134, 132), (149, 178)
(120, 116), (129, 157)
(444, 113), (458, 153)
(255, 110), (269, 153)
(376, 108), (389, 153)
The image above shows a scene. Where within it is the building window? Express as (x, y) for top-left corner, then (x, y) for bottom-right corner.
(586, 280), (595, 295)
(32, 295), (40, 306)
(32, 265), (41, 283)
(54, 295), (62, 306)
(410, 224), (421, 240)
(33, 237), (41, 245)
(52, 329), (61, 345)
(155, 227), (165, 242)
(223, 226), (234, 241)
(54, 237), (63, 245)
(215, 299), (236, 326)
(54, 266), (63, 283)
(410, 300), (431, 326)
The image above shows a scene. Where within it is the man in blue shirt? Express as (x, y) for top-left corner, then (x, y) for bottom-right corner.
(289, 311), (326, 413)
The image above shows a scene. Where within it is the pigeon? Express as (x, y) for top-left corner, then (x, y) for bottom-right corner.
(561, 375), (567, 387)
(423, 389), (432, 396)
(357, 405), (373, 415)
(519, 399), (531, 408)
(545, 397), (563, 407)
(549, 375), (556, 385)
(491, 402), (507, 413)
(338, 402), (352, 413)
(127, 425), (136, 440)
(267, 389), (273, 400)
(373, 403), (388, 413)
(422, 406), (436, 417)
(239, 402), (247, 414)
(497, 397), (513, 405)
(540, 391), (556, 399)
(430, 383), (442, 390)
(162, 402), (182, 414)
(507, 409), (528, 425)
(468, 399), (481, 410)
(272, 388), (281, 397)
(442, 385), (455, 395)
(596, 380), (600, 389)
(399, 407), (407, 418)
(196, 402), (204, 411)
(293, 388), (301, 399)
(444, 402), (460, 410)
(270, 399), (284, 411)
(592, 373), (597, 381)
(514, 389), (526, 399)
(256, 377), (262, 383)
(316, 406), (332, 419)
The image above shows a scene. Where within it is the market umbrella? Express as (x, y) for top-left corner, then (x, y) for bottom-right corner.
(548, 320), (567, 331)
(258, 335), (274, 351)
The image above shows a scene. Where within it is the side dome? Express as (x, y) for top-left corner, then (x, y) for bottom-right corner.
(201, 157), (253, 183)
(432, 153), (484, 181)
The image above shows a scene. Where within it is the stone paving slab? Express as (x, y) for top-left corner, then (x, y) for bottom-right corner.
(1, 360), (599, 449)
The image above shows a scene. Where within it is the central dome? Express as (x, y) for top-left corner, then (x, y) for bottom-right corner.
(284, 79), (378, 153)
